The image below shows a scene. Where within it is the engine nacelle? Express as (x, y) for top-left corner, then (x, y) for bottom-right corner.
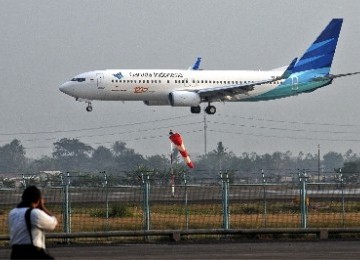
(143, 100), (169, 106)
(169, 91), (201, 107)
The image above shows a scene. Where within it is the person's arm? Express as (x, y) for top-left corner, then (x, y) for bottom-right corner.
(33, 199), (58, 230)
(38, 198), (54, 216)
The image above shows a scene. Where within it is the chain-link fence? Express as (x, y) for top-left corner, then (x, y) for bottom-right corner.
(1, 171), (360, 237)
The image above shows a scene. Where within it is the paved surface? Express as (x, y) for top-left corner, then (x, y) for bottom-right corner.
(1, 241), (360, 259)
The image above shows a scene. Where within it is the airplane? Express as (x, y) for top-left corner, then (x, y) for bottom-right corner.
(59, 18), (360, 114)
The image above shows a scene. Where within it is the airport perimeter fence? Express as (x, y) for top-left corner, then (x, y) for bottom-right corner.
(1, 171), (360, 242)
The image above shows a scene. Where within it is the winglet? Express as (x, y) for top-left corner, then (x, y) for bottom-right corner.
(280, 57), (298, 79)
(190, 57), (202, 70)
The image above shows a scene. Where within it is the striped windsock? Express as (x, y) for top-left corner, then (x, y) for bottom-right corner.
(169, 131), (194, 169)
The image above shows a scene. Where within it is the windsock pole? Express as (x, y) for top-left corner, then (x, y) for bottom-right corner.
(170, 140), (175, 198)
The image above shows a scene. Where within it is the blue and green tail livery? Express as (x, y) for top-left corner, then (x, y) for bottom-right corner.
(293, 19), (343, 74)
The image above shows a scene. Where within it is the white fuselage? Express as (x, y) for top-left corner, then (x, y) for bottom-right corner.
(60, 69), (285, 104)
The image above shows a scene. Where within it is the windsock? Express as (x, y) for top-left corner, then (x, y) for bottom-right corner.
(169, 131), (194, 168)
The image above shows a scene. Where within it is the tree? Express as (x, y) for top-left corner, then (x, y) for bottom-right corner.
(91, 146), (116, 172)
(323, 152), (344, 172)
(213, 141), (227, 171)
(112, 141), (127, 156)
(27, 156), (57, 172)
(344, 149), (358, 162)
(146, 154), (170, 171)
(112, 141), (146, 171)
(52, 138), (93, 171)
(341, 160), (360, 183)
(0, 139), (26, 173)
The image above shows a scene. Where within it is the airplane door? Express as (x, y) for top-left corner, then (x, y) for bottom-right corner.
(97, 73), (105, 89)
(291, 76), (298, 93)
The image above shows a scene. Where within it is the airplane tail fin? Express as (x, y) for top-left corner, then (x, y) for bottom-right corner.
(280, 57), (298, 79)
(292, 19), (343, 74)
(191, 57), (202, 70)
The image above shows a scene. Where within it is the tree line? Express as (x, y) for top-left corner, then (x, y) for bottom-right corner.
(1, 138), (360, 179)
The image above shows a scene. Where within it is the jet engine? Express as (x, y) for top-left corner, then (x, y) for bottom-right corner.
(168, 91), (201, 107)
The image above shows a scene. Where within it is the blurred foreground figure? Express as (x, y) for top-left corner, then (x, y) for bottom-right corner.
(8, 186), (58, 259)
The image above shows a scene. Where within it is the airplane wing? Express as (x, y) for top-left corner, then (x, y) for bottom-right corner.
(196, 58), (297, 100)
(196, 77), (281, 100)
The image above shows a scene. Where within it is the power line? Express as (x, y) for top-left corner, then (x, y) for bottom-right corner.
(208, 129), (360, 143)
(24, 129), (204, 151)
(0, 121), (202, 144)
(0, 115), (193, 136)
(208, 121), (360, 135)
(216, 113), (360, 128)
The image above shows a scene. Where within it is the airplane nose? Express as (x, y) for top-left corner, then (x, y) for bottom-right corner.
(59, 82), (74, 96)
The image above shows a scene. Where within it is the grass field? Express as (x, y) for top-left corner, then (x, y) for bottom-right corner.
(1, 202), (360, 235)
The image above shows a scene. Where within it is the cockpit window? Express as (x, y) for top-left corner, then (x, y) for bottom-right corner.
(71, 78), (86, 82)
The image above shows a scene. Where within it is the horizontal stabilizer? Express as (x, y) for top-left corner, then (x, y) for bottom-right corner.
(311, 71), (360, 81)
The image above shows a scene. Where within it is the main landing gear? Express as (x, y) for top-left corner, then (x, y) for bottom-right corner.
(86, 102), (93, 112)
(190, 103), (216, 115)
(205, 105), (216, 115)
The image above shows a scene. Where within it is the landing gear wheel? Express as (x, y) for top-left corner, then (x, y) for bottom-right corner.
(205, 105), (216, 115)
(191, 106), (201, 114)
(86, 105), (93, 112)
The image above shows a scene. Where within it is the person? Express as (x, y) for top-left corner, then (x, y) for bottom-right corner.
(8, 186), (58, 259)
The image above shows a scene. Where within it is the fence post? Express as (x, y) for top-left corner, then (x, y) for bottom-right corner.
(339, 169), (345, 227)
(21, 174), (26, 188)
(220, 171), (230, 230)
(103, 172), (109, 231)
(262, 169), (267, 228)
(183, 172), (189, 230)
(61, 172), (71, 243)
(299, 170), (308, 228)
(141, 173), (150, 231)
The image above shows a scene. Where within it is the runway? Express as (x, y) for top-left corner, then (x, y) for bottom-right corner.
(1, 241), (360, 259)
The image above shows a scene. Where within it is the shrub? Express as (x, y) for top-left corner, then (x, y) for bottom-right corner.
(90, 205), (133, 218)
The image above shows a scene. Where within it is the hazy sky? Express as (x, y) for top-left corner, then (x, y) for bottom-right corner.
(1, 0), (360, 159)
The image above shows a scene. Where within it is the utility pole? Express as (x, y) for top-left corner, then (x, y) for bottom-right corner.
(203, 113), (208, 155)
